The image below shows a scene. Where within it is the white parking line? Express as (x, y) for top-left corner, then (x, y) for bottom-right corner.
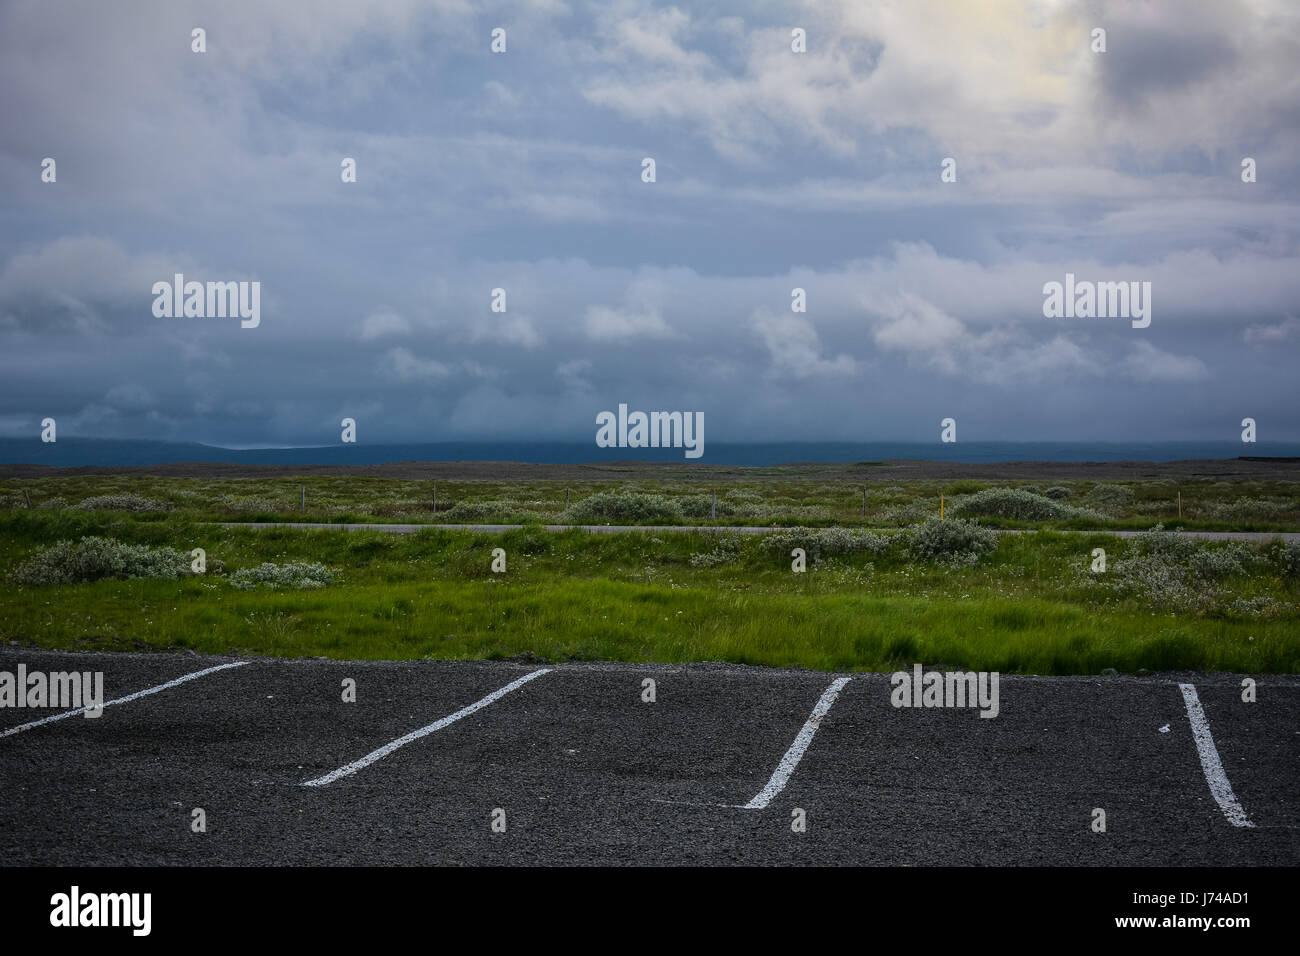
(0, 661), (250, 739)
(301, 668), (552, 787)
(1179, 683), (1255, 828)
(740, 677), (851, 810)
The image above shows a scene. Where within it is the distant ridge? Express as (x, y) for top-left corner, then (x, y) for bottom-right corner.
(5, 437), (1300, 468)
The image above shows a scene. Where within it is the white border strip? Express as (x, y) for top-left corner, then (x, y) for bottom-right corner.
(741, 677), (850, 810)
(1179, 683), (1254, 828)
(302, 668), (551, 787)
(0, 661), (250, 739)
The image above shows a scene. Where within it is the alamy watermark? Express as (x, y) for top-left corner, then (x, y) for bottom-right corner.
(0, 665), (103, 716)
(595, 403), (704, 459)
(152, 274), (260, 328)
(50, 886), (150, 936)
(890, 664), (999, 718)
(1042, 273), (1151, 328)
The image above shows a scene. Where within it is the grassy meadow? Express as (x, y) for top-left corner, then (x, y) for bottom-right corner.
(2, 471), (1300, 530)
(1, 473), (1298, 674)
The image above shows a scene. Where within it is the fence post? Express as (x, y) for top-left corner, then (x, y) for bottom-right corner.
(565, 488), (569, 509)
(433, 483), (437, 515)
(711, 490), (716, 520)
(862, 487), (866, 518)
(940, 495), (944, 519)
(301, 485), (305, 512)
(1177, 491), (1181, 518)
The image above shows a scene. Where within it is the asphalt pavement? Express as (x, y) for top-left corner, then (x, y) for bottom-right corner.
(1, 648), (1296, 865)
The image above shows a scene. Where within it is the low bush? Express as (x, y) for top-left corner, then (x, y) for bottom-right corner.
(1274, 540), (1300, 577)
(689, 535), (744, 568)
(1084, 484), (1135, 514)
(950, 488), (1087, 521)
(229, 561), (336, 590)
(1104, 526), (1257, 614)
(563, 492), (684, 523)
(1194, 497), (1290, 521)
(906, 518), (999, 568)
(763, 527), (892, 563)
(12, 536), (190, 586)
(678, 495), (735, 518)
(876, 503), (931, 526)
(216, 496), (289, 515)
(76, 493), (169, 513)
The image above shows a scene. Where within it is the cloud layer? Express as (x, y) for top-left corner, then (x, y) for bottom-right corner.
(1, 0), (1297, 445)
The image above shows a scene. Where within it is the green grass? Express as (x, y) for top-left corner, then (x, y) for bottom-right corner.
(3, 473), (1298, 530)
(2, 512), (1296, 674)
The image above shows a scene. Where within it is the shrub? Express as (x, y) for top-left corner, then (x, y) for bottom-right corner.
(876, 503), (931, 526)
(763, 528), (891, 563)
(77, 493), (169, 513)
(1229, 596), (1279, 617)
(372, 500), (427, 518)
(678, 495), (734, 518)
(441, 501), (508, 522)
(906, 518), (998, 567)
(216, 495), (289, 515)
(1195, 497), (1290, 521)
(229, 561), (336, 590)
(949, 488), (1084, 521)
(563, 492), (684, 523)
(1084, 484), (1135, 514)
(1274, 540), (1300, 577)
(438, 501), (541, 524)
(1043, 486), (1072, 500)
(689, 535), (744, 568)
(38, 496), (71, 510)
(731, 503), (832, 520)
(11, 536), (190, 586)
(1104, 526), (1256, 614)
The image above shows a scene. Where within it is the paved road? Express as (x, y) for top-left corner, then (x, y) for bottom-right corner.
(1, 648), (1296, 865)
(219, 521), (1300, 542)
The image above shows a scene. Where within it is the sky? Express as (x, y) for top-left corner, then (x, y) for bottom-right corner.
(1, 0), (1298, 448)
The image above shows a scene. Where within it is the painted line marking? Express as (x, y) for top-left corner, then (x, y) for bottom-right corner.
(1179, 683), (1254, 828)
(739, 676), (851, 810)
(0, 661), (250, 739)
(302, 668), (551, 787)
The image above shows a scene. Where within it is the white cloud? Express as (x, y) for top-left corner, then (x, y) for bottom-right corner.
(0, 236), (186, 335)
(753, 310), (855, 380)
(382, 347), (450, 382)
(1244, 316), (1300, 345)
(872, 292), (966, 361)
(359, 310), (411, 341)
(584, 303), (678, 342)
(1118, 340), (1211, 383)
(467, 314), (544, 349)
(556, 358), (595, 392)
(868, 292), (1104, 384)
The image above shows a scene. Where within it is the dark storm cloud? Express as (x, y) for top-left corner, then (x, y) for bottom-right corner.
(0, 0), (1297, 445)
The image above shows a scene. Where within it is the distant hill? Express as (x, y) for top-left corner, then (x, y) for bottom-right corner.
(4, 437), (1300, 468)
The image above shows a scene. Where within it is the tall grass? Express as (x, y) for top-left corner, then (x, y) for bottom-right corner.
(1, 513), (1296, 673)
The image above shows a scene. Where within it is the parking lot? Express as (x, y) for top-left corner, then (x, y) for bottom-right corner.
(1, 648), (1296, 865)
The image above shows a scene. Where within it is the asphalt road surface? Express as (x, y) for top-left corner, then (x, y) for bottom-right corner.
(1, 648), (1296, 866)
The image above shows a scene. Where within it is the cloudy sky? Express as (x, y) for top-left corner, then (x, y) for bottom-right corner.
(1, 0), (1298, 448)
